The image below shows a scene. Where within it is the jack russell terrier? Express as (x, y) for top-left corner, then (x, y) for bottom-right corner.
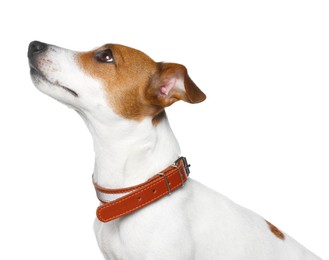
(28, 41), (321, 260)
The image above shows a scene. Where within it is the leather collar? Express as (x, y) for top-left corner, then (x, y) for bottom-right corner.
(94, 157), (190, 222)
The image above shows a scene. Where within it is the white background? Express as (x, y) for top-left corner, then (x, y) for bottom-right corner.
(1, 0), (328, 259)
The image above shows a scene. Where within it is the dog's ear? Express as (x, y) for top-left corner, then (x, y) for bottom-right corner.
(146, 62), (206, 107)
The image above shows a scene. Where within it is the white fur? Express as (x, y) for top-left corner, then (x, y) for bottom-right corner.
(30, 43), (321, 260)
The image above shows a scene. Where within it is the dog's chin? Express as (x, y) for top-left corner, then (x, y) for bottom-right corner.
(30, 67), (79, 98)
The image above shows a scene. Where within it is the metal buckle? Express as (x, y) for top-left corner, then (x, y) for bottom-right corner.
(175, 157), (191, 176)
(157, 173), (172, 195)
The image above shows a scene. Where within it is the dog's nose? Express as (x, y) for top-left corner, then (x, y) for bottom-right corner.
(28, 41), (47, 59)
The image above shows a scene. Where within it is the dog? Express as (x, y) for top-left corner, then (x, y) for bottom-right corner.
(28, 41), (321, 260)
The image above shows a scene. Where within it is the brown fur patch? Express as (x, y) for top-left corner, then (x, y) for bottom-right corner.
(266, 220), (285, 240)
(77, 44), (205, 125)
(78, 44), (160, 121)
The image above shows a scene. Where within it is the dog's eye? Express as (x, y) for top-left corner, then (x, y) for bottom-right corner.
(95, 49), (114, 63)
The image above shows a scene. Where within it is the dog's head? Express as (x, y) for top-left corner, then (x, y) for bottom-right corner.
(28, 41), (206, 123)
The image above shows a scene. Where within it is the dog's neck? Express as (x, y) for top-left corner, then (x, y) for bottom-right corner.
(80, 111), (180, 189)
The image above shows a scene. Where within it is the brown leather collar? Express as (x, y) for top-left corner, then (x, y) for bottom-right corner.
(94, 157), (190, 223)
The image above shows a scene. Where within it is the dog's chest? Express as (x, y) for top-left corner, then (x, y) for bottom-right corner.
(94, 187), (195, 260)
(94, 220), (128, 259)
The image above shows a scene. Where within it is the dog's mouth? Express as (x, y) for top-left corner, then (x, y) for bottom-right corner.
(30, 66), (79, 98)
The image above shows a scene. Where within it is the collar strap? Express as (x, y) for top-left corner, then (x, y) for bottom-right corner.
(94, 157), (190, 223)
